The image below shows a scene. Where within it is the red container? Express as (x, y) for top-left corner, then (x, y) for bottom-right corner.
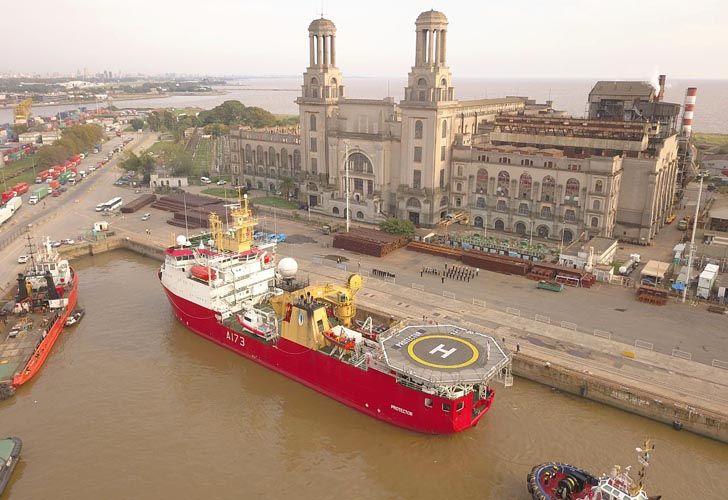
(12, 182), (29, 195)
(2, 191), (16, 203)
(49, 180), (60, 190)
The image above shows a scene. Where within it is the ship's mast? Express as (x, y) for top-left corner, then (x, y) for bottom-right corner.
(631, 438), (654, 495)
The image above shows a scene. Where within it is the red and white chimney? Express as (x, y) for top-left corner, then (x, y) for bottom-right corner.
(681, 87), (697, 136)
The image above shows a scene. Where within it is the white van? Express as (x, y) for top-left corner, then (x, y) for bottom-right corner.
(200, 177), (212, 184)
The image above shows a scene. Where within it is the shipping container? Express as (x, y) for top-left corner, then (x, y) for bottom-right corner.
(12, 182), (29, 195)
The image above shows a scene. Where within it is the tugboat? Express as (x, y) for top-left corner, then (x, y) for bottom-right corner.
(527, 439), (661, 500)
(159, 193), (513, 433)
(0, 235), (78, 398)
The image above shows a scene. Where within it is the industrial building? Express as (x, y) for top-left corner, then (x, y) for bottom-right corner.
(228, 9), (697, 244)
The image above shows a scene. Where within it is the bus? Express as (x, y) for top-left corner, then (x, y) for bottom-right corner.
(96, 196), (123, 212)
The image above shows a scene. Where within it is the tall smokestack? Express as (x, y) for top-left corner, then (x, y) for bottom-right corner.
(681, 87), (698, 137)
(657, 75), (666, 102)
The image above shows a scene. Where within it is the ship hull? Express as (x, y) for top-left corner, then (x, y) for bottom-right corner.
(162, 284), (495, 434)
(12, 268), (78, 387)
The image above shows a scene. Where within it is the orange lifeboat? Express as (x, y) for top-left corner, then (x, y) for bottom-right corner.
(191, 265), (216, 281)
(323, 329), (356, 350)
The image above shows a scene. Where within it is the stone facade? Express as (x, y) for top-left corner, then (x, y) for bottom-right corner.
(228, 10), (526, 227)
(227, 9), (679, 244)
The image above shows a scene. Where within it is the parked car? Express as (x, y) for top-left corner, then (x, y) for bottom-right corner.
(50, 241), (62, 248)
(61, 239), (75, 245)
(216, 180), (227, 185)
(141, 213), (151, 221)
(17, 255), (29, 264)
(200, 177), (212, 184)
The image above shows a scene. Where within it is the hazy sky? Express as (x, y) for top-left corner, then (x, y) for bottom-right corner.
(4, 0), (727, 79)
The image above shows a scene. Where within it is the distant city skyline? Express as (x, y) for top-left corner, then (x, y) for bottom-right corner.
(3, 0), (727, 80)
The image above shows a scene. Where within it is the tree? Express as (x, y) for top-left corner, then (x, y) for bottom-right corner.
(279, 177), (295, 198)
(130, 118), (144, 131)
(203, 123), (229, 137)
(379, 218), (415, 237)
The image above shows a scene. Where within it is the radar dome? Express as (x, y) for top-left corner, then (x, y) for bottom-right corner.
(278, 257), (298, 278)
(176, 235), (187, 247)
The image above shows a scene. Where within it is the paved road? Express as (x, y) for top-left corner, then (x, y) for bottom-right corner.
(0, 131), (156, 291)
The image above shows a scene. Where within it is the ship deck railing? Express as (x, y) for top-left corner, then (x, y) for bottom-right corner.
(376, 322), (512, 388)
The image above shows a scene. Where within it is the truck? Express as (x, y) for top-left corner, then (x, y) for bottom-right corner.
(0, 197), (22, 224)
(49, 179), (61, 190)
(1, 191), (15, 203)
(59, 172), (73, 185)
(619, 253), (641, 275)
(29, 186), (50, 205)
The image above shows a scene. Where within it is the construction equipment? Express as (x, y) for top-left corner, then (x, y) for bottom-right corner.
(13, 99), (32, 125)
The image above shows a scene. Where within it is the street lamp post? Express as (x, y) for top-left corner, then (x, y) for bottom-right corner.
(344, 141), (350, 233)
(529, 220), (534, 247)
(682, 176), (704, 303)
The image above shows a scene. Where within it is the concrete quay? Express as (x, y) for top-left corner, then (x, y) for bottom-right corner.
(55, 234), (728, 443)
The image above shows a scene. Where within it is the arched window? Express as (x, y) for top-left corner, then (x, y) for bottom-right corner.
(565, 178), (580, 197)
(441, 120), (447, 139)
(256, 146), (264, 165)
(518, 203), (529, 215)
(474, 216), (483, 228)
(268, 147), (276, 166)
(307, 182), (318, 191)
(564, 209), (576, 222)
(497, 171), (510, 197)
(440, 196), (448, 207)
(406, 197), (421, 209)
(515, 222), (527, 235)
(494, 219), (505, 231)
(440, 78), (447, 87)
(541, 175), (555, 202)
(537, 225), (549, 238)
(593, 199), (601, 211)
(280, 148), (288, 169)
(496, 200), (507, 212)
(310, 114), (317, 132)
(541, 206), (552, 218)
(417, 78), (427, 87)
(257, 181), (263, 189)
(293, 150), (301, 171)
(245, 144), (252, 163)
(348, 152), (373, 173)
(562, 229), (574, 243)
(356, 211), (364, 219)
(595, 180), (603, 193)
(476, 168), (488, 194)
(456, 183), (462, 192)
(330, 78), (338, 98)
(333, 207), (340, 215)
(518, 173), (532, 199)
(591, 217), (599, 228)
(269, 168), (276, 177)
(269, 183), (275, 192)
(476, 197), (486, 209)
(455, 197), (462, 207)
(414, 120), (423, 139)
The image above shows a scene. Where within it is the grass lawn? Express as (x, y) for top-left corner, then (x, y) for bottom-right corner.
(192, 138), (213, 175)
(201, 187), (246, 198)
(1, 155), (39, 188)
(251, 196), (298, 209)
(694, 133), (728, 154)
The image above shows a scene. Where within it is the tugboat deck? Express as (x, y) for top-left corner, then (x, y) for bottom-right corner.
(0, 310), (59, 384)
(379, 323), (510, 385)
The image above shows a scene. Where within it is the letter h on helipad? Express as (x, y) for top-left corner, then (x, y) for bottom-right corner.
(429, 344), (457, 359)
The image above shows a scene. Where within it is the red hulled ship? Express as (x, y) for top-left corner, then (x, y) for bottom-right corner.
(0, 236), (78, 397)
(159, 194), (512, 433)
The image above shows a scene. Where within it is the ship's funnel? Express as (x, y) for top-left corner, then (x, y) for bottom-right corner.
(45, 271), (59, 300)
(15, 273), (28, 302)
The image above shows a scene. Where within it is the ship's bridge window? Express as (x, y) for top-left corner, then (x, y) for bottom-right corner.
(442, 402), (451, 412)
(456, 401), (464, 412)
(424, 398), (433, 408)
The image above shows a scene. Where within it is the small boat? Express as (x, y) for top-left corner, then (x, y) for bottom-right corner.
(65, 308), (85, 326)
(322, 326), (359, 350)
(0, 437), (22, 496)
(527, 439), (661, 500)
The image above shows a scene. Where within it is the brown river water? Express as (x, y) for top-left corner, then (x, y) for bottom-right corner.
(1, 251), (726, 499)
